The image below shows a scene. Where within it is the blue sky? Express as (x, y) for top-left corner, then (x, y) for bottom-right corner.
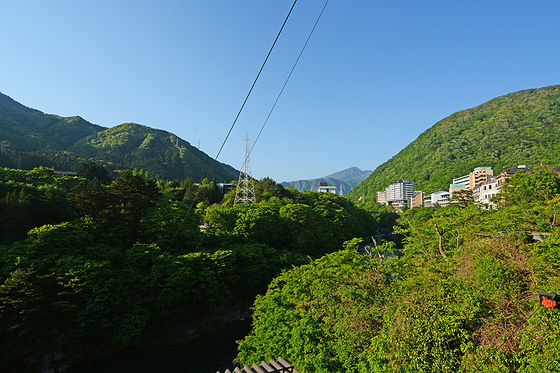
(1, 1), (560, 182)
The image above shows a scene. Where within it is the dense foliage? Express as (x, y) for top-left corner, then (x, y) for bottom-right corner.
(0, 91), (237, 182)
(0, 167), (376, 372)
(237, 169), (560, 372)
(348, 84), (560, 210)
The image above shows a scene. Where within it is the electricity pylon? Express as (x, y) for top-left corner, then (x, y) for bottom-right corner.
(234, 134), (256, 205)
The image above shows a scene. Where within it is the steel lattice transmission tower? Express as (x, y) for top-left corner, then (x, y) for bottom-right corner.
(234, 134), (256, 204)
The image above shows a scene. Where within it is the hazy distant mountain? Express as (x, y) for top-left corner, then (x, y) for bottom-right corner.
(0, 92), (237, 181)
(282, 167), (372, 196)
(347, 84), (560, 209)
(324, 166), (372, 180)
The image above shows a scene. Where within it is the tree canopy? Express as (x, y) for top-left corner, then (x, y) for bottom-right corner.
(0, 168), (377, 372)
(237, 172), (560, 372)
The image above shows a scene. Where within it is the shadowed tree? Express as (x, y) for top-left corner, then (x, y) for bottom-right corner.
(108, 170), (162, 241)
(77, 160), (112, 184)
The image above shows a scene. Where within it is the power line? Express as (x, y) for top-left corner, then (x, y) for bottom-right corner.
(201, 0), (299, 183)
(250, 0), (330, 158)
(252, 142), (313, 180)
(153, 1), (299, 287)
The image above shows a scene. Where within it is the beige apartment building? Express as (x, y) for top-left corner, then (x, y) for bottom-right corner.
(409, 191), (425, 208)
(469, 167), (494, 188)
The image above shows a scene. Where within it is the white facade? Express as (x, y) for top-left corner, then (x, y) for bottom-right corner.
(386, 179), (415, 201)
(318, 183), (337, 194)
(452, 174), (470, 186)
(376, 180), (414, 210)
(451, 167), (494, 191)
(473, 177), (502, 208)
(424, 189), (451, 207)
(376, 191), (387, 204)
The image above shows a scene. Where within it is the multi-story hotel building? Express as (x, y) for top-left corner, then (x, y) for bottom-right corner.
(377, 179), (415, 210)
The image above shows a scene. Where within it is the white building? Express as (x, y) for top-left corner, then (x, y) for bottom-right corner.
(424, 189), (451, 207)
(317, 181), (337, 194)
(387, 179), (415, 201)
(377, 179), (415, 210)
(473, 177), (502, 208)
(452, 167), (494, 191)
(376, 191), (387, 204)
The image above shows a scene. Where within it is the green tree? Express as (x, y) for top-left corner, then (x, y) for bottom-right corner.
(255, 177), (289, 202)
(77, 160), (112, 184)
(236, 249), (388, 373)
(0, 188), (33, 243)
(502, 167), (560, 206)
(68, 177), (109, 217)
(107, 170), (162, 241)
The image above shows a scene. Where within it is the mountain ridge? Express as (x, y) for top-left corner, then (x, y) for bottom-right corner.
(0, 91), (237, 182)
(324, 166), (372, 180)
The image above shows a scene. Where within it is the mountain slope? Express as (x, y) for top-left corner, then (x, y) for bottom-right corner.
(347, 84), (560, 207)
(0, 92), (103, 150)
(71, 123), (238, 181)
(0, 92), (237, 181)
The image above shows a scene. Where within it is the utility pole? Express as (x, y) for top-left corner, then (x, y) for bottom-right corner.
(234, 134), (256, 205)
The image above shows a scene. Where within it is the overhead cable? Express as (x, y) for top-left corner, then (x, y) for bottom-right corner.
(153, 0), (299, 287)
(250, 0), (330, 157)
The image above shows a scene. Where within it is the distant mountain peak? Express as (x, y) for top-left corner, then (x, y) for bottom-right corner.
(282, 166), (372, 196)
(324, 167), (372, 180)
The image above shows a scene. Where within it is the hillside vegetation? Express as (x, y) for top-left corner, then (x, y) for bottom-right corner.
(348, 84), (560, 209)
(0, 92), (237, 182)
(0, 167), (376, 372)
(237, 168), (560, 372)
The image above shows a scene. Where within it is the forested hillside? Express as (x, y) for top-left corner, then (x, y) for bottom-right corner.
(0, 166), (376, 372)
(348, 84), (560, 209)
(0, 92), (103, 151)
(0, 92), (237, 182)
(237, 168), (560, 372)
(70, 122), (238, 181)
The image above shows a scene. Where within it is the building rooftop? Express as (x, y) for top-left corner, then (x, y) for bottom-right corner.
(218, 357), (300, 373)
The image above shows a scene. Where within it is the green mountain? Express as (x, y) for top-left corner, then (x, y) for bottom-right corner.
(71, 122), (238, 181)
(0, 92), (237, 182)
(0, 92), (103, 150)
(282, 167), (372, 196)
(347, 84), (560, 208)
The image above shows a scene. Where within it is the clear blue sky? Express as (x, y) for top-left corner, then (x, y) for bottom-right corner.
(1, 1), (559, 182)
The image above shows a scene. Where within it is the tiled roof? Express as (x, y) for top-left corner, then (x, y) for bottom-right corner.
(218, 357), (300, 373)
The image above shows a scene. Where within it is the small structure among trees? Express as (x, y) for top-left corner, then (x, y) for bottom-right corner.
(218, 356), (300, 373)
